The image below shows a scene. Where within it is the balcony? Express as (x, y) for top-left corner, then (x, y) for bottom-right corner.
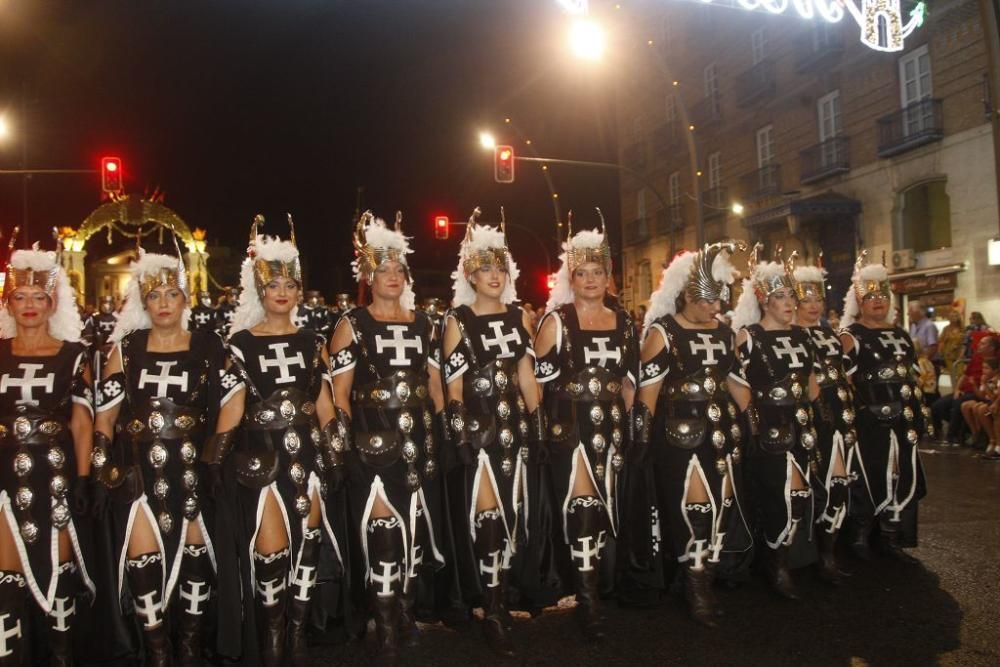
(651, 122), (679, 157)
(702, 186), (728, 220)
(735, 60), (776, 107)
(691, 94), (723, 129)
(877, 99), (944, 157)
(795, 27), (844, 73)
(741, 164), (783, 201)
(654, 205), (684, 235)
(800, 136), (850, 184)
(623, 218), (650, 246)
(623, 143), (648, 171)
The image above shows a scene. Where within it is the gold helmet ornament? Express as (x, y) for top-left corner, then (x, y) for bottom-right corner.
(545, 208), (613, 312)
(352, 210), (411, 284)
(248, 214), (302, 297)
(841, 249), (893, 328)
(643, 240), (745, 329)
(2, 227), (60, 300)
(451, 207), (520, 307)
(790, 251), (827, 301)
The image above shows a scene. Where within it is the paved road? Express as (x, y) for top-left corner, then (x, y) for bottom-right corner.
(314, 444), (1000, 666)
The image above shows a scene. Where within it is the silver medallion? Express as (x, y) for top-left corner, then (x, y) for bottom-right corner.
(707, 403), (721, 423)
(311, 427), (322, 445)
(896, 364), (907, 378)
(14, 417), (31, 439)
(148, 411), (165, 433)
(842, 409), (855, 425)
(20, 520), (39, 544)
(588, 378), (602, 395)
(183, 469), (198, 491)
(158, 512), (174, 534)
(180, 441), (196, 464)
(396, 382), (411, 402)
(49, 475), (67, 497)
(900, 385), (912, 400)
(91, 447), (108, 469)
(402, 440), (418, 463)
(499, 428), (514, 447)
(248, 457), (262, 471)
(592, 434), (607, 453)
(370, 435), (384, 449)
(795, 408), (808, 425)
(519, 419), (529, 436)
(423, 410), (434, 429)
(501, 458), (514, 476)
(451, 415), (465, 432)
(611, 453), (624, 472)
(907, 429), (919, 444)
(407, 470), (421, 489)
(845, 430), (857, 446)
(289, 462), (306, 484)
(791, 383), (803, 399)
(398, 412), (414, 433)
(914, 387), (923, 401)
(497, 401), (511, 420)
(678, 423), (691, 435)
(495, 371), (508, 390)
(474, 377), (491, 393)
(711, 430), (725, 449)
(880, 405), (892, 416)
(255, 409), (276, 425)
(828, 368), (839, 381)
(801, 432), (816, 449)
(39, 421), (60, 436)
(837, 388), (849, 402)
(595, 463), (606, 479)
(878, 367), (895, 380)
(149, 444), (168, 469)
(612, 428), (623, 445)
(727, 403), (738, 418)
(715, 459), (728, 476)
(423, 459), (438, 479)
(15, 486), (33, 511)
(590, 405), (605, 425)
(183, 495), (199, 520)
(46, 446), (65, 470)
(610, 405), (622, 423)
(903, 406), (914, 422)
(769, 387), (787, 400)
(280, 400), (296, 420)
(154, 478), (170, 499)
(295, 495), (311, 517)
(730, 424), (742, 441)
(704, 376), (717, 394)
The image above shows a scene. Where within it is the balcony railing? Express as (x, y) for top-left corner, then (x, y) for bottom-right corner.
(623, 218), (649, 246)
(735, 60), (777, 107)
(877, 99), (944, 157)
(800, 136), (850, 184)
(741, 164), (783, 201)
(795, 27), (844, 73)
(702, 186), (728, 219)
(691, 93), (723, 128)
(623, 143), (648, 170)
(654, 205), (684, 235)
(651, 122), (679, 156)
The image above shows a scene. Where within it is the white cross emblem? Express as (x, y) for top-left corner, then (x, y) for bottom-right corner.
(375, 325), (423, 367)
(481, 321), (521, 359)
(194, 311), (212, 325)
(583, 337), (622, 367)
(0, 613), (21, 658)
(290, 565), (317, 602)
(570, 533), (606, 572)
(1, 363), (56, 406)
(294, 312), (310, 329)
(773, 336), (808, 368)
(223, 310), (235, 323)
(408, 544), (423, 578)
(133, 591), (163, 629)
(879, 331), (910, 357)
(138, 361), (189, 397)
(479, 550), (503, 588)
(49, 596), (75, 632)
(97, 319), (116, 334)
(370, 561), (401, 598)
(258, 343), (306, 385)
(256, 576), (286, 608)
(179, 580), (211, 615)
(810, 328), (840, 358)
(690, 333), (727, 366)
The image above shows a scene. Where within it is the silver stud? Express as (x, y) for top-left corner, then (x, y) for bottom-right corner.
(295, 495), (311, 517)
(592, 434), (607, 453)
(183, 496), (199, 520)
(14, 486), (33, 511)
(290, 462), (306, 484)
(149, 444), (168, 469)
(50, 475), (68, 498)
(158, 513), (174, 534)
(402, 440), (418, 463)
(20, 520), (39, 544)
(398, 412), (414, 434)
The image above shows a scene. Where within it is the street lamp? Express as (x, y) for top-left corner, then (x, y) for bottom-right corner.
(479, 131), (496, 151)
(568, 18), (606, 62)
(731, 202), (745, 216)
(0, 116), (9, 141)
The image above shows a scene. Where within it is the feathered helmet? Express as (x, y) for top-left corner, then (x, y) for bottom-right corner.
(110, 229), (191, 343)
(229, 214), (302, 336)
(0, 227), (83, 342)
(789, 251), (827, 301)
(545, 208), (612, 312)
(643, 240), (744, 330)
(841, 249), (892, 328)
(351, 210), (415, 310)
(451, 207), (520, 307)
(731, 243), (797, 329)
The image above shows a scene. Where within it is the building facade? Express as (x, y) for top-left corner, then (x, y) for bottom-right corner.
(616, 0), (999, 324)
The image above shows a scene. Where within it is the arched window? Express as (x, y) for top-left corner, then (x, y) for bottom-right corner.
(877, 14), (890, 50)
(899, 180), (951, 253)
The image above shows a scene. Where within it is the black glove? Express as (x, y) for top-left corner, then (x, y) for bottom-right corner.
(208, 463), (225, 498)
(72, 475), (91, 517)
(328, 466), (348, 493)
(526, 408), (549, 465)
(447, 400), (476, 467)
(629, 402), (652, 466)
(90, 476), (110, 517)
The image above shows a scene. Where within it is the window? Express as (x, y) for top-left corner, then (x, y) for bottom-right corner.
(708, 152), (721, 189)
(669, 172), (681, 205)
(817, 91), (841, 141)
(637, 188), (648, 221)
(899, 180), (951, 253)
(638, 260), (653, 304)
(704, 63), (720, 115)
(752, 28), (767, 65)
(899, 45), (933, 136)
(756, 125), (774, 168)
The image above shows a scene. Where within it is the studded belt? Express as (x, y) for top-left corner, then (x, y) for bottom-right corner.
(556, 367), (622, 403)
(662, 370), (726, 403)
(246, 388), (316, 431)
(351, 371), (429, 410)
(464, 360), (519, 401)
(815, 361), (846, 388)
(122, 398), (203, 443)
(1, 410), (66, 446)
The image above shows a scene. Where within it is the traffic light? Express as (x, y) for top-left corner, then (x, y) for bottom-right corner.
(494, 145), (515, 183)
(434, 215), (449, 240)
(101, 157), (122, 193)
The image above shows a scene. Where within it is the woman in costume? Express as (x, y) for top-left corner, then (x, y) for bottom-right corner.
(210, 216), (343, 666)
(0, 230), (96, 665)
(632, 240), (750, 625)
(790, 254), (855, 584)
(94, 238), (226, 665)
(441, 209), (539, 657)
(730, 245), (819, 600)
(329, 212), (444, 666)
(533, 210), (633, 640)
(839, 250), (928, 561)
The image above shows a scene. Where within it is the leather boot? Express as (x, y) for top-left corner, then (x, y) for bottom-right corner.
(765, 546), (799, 600)
(0, 571), (28, 666)
(816, 529), (845, 586)
(474, 509), (516, 656)
(366, 516), (404, 666)
(253, 548), (290, 667)
(126, 552), (171, 666)
(685, 567), (717, 628)
(177, 545), (213, 666)
(878, 522), (919, 564)
(371, 589), (401, 667)
(287, 528), (321, 666)
(48, 562), (77, 666)
(568, 495), (609, 641)
(849, 514), (874, 561)
(398, 579), (420, 648)
(482, 580), (516, 658)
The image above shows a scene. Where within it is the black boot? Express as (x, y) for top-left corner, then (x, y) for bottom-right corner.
(399, 508), (426, 648)
(568, 496), (609, 641)
(682, 503), (717, 626)
(849, 514), (874, 561)
(126, 552), (171, 667)
(367, 516), (404, 666)
(765, 546), (799, 600)
(287, 528), (321, 666)
(685, 567), (717, 628)
(474, 509), (515, 657)
(253, 548), (290, 667)
(177, 545), (213, 666)
(47, 562), (78, 666)
(816, 528), (845, 585)
(0, 571), (28, 666)
(878, 519), (919, 564)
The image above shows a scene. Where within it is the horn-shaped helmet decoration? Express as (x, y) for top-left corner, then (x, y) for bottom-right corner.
(249, 214), (303, 297)
(2, 226), (61, 300)
(851, 248), (891, 301)
(790, 250), (827, 301)
(352, 209), (410, 284)
(686, 239), (745, 303)
(137, 224), (190, 299)
(565, 207), (612, 274)
(461, 206), (511, 275)
(749, 242), (795, 302)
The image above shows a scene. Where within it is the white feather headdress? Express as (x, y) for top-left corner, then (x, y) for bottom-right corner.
(731, 262), (791, 330)
(230, 234), (301, 336)
(109, 250), (192, 344)
(841, 251), (891, 328)
(644, 241), (742, 329)
(450, 210), (520, 308)
(351, 211), (415, 311)
(546, 209), (613, 313)
(0, 244), (82, 342)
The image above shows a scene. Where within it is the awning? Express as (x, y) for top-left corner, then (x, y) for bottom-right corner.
(742, 191), (862, 228)
(890, 264), (965, 294)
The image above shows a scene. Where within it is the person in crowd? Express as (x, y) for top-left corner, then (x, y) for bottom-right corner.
(730, 245), (819, 600)
(915, 341), (939, 407)
(211, 216), (343, 666)
(94, 241), (227, 665)
(840, 250), (928, 562)
(83, 294), (119, 356)
(441, 210), (539, 656)
(907, 300), (938, 361)
(960, 357), (998, 448)
(189, 290), (217, 333)
(826, 308), (841, 331)
(631, 240), (750, 624)
(932, 334), (999, 446)
(0, 231), (97, 664)
(938, 310), (965, 378)
(214, 286), (239, 337)
(963, 311), (991, 359)
(533, 211), (636, 639)
(329, 211), (444, 666)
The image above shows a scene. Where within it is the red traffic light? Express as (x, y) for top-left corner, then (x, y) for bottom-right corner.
(494, 145), (515, 183)
(101, 157), (123, 193)
(434, 215), (449, 240)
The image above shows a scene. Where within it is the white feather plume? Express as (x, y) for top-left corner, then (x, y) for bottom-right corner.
(350, 217), (415, 311)
(110, 251), (191, 344)
(545, 229), (607, 312)
(644, 247), (739, 329)
(230, 236), (300, 336)
(450, 224), (520, 307)
(841, 263), (889, 328)
(0, 248), (83, 342)
(792, 265), (826, 283)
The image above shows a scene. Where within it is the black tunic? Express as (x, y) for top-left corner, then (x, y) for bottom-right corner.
(189, 305), (217, 333)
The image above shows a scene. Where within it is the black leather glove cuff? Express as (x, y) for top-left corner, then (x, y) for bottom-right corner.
(201, 428), (237, 466)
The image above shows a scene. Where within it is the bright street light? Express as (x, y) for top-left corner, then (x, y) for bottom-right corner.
(731, 202), (745, 216)
(568, 18), (606, 62)
(479, 131), (496, 151)
(0, 116), (10, 140)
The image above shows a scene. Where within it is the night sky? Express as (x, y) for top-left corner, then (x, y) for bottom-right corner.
(0, 0), (622, 306)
